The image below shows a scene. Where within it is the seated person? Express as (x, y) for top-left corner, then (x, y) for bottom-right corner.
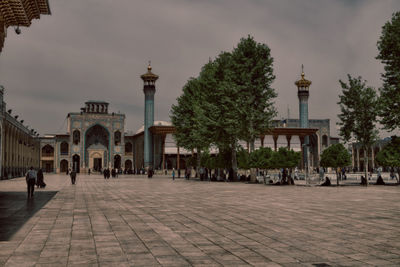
(321, 176), (331, 186)
(376, 175), (385, 185)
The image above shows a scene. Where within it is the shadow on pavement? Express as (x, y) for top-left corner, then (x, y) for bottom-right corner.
(0, 191), (58, 241)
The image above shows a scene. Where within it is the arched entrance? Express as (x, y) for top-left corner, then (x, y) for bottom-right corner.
(42, 144), (54, 173)
(114, 155), (121, 169)
(72, 154), (80, 173)
(125, 159), (132, 171)
(85, 124), (109, 170)
(60, 159), (68, 173)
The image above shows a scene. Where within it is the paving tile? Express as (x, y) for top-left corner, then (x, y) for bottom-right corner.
(0, 174), (399, 266)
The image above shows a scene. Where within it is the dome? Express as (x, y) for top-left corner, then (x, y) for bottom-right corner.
(135, 121), (172, 134)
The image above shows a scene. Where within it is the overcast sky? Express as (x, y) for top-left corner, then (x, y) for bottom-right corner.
(0, 0), (399, 137)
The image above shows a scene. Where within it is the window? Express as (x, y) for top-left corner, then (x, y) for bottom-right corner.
(114, 131), (121, 146)
(73, 130), (80, 145)
(60, 142), (69, 155)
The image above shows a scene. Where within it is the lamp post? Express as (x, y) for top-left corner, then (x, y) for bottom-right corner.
(302, 143), (311, 184)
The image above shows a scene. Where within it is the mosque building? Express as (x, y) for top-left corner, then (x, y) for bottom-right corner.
(37, 64), (333, 174)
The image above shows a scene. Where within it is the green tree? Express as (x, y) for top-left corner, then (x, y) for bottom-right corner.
(337, 75), (379, 186)
(320, 144), (351, 186)
(231, 36), (277, 152)
(170, 78), (209, 173)
(377, 12), (400, 131)
(375, 136), (400, 184)
(198, 53), (242, 179)
(237, 148), (251, 170)
(249, 147), (274, 170)
(270, 147), (300, 184)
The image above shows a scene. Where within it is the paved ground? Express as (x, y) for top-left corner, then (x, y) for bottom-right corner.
(0, 174), (399, 267)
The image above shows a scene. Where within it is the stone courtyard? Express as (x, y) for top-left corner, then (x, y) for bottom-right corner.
(0, 174), (399, 267)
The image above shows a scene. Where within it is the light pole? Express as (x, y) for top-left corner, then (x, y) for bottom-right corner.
(302, 143), (311, 184)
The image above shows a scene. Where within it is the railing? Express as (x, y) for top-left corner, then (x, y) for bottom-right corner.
(41, 153), (54, 157)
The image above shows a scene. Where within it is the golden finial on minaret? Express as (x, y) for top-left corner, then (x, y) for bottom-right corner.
(295, 64), (311, 89)
(148, 60), (152, 71)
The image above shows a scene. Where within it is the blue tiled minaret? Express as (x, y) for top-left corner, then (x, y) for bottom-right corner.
(141, 62), (158, 169)
(295, 65), (311, 169)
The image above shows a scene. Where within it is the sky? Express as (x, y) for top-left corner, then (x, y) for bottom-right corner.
(0, 0), (399, 138)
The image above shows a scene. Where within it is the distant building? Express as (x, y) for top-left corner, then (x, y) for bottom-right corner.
(0, 86), (40, 178)
(40, 101), (132, 173)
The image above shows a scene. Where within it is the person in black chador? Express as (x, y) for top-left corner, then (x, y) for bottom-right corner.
(36, 169), (46, 188)
(376, 175), (385, 185)
(360, 175), (367, 185)
(111, 168), (116, 178)
(70, 169), (77, 184)
(147, 167), (153, 178)
(321, 176), (331, 186)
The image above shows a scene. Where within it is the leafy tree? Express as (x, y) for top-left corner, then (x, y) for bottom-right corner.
(270, 147), (301, 169)
(377, 12), (400, 131)
(231, 36), (277, 152)
(320, 144), (351, 186)
(337, 75), (379, 186)
(237, 148), (251, 170)
(375, 136), (400, 184)
(198, 53), (242, 179)
(268, 147), (300, 185)
(249, 147), (274, 170)
(171, 36), (277, 181)
(171, 78), (210, 173)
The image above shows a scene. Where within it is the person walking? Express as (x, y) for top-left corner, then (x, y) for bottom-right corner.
(36, 169), (46, 188)
(26, 167), (37, 198)
(70, 169), (77, 184)
(172, 168), (175, 180)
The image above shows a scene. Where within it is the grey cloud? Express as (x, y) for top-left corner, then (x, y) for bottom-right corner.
(1, 0), (399, 138)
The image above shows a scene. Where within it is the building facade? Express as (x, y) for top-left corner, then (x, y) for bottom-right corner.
(0, 86), (41, 179)
(40, 101), (134, 173)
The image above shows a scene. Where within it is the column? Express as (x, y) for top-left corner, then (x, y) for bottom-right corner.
(273, 135), (278, 151)
(356, 147), (360, 171)
(177, 146), (180, 170)
(299, 135), (305, 170)
(371, 146), (375, 171)
(260, 135), (265, 147)
(161, 134), (166, 171)
(286, 135), (292, 149)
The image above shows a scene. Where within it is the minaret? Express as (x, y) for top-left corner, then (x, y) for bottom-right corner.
(141, 62), (159, 169)
(295, 65), (312, 169)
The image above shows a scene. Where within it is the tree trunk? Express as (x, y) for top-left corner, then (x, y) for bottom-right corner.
(196, 148), (201, 179)
(336, 169), (339, 186)
(231, 144), (238, 181)
(364, 146), (369, 187)
(250, 168), (257, 183)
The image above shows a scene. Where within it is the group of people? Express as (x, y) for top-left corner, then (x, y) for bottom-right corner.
(25, 167), (46, 198)
(102, 168), (119, 179)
